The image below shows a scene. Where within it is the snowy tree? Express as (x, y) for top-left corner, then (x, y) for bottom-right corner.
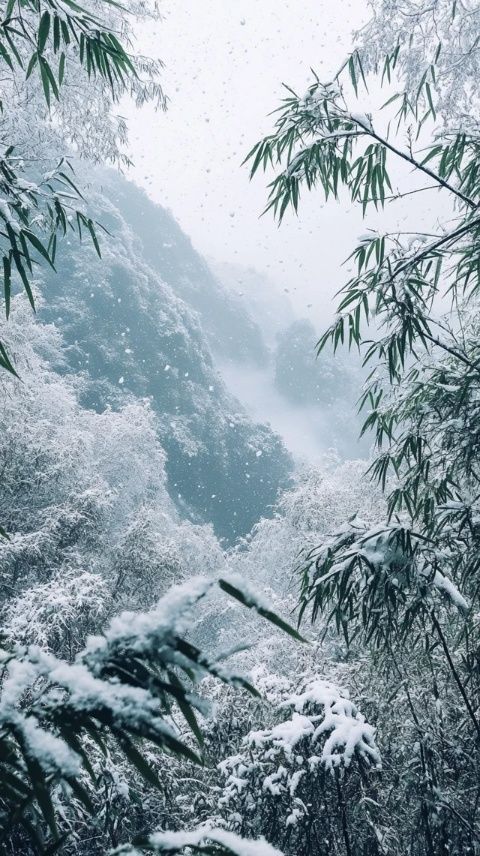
(227, 456), (384, 599)
(0, 568), (302, 853)
(0, 300), (305, 851)
(356, 0), (480, 131)
(0, 0), (163, 375)
(248, 1), (480, 851)
(217, 674), (381, 856)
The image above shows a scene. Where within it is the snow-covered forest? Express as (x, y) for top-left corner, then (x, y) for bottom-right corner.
(1, 1), (480, 854)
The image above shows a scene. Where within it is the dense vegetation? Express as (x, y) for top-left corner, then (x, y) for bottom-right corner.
(2, 1), (480, 855)
(246, 0), (480, 852)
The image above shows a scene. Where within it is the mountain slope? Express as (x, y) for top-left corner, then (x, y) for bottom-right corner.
(99, 171), (269, 367)
(36, 168), (292, 541)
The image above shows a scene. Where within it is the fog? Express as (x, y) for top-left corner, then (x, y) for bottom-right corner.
(116, 1), (456, 466)
(124, 0), (370, 318)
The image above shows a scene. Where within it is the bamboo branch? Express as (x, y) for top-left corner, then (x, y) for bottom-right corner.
(351, 115), (478, 209)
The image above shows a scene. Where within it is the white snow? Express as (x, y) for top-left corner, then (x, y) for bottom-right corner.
(144, 828), (284, 855)
(249, 713), (315, 758)
(432, 570), (469, 613)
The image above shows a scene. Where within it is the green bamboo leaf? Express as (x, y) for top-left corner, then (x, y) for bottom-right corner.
(167, 670), (204, 747)
(421, 144), (443, 166)
(58, 51), (65, 84)
(58, 170), (85, 199)
(425, 81), (436, 119)
(37, 11), (51, 54)
(86, 218), (101, 256)
(19, 230), (32, 273)
(2, 26), (22, 67)
(53, 15), (60, 52)
(218, 579), (307, 642)
(349, 54), (358, 96)
(0, 340), (18, 376)
(39, 55), (51, 107)
(24, 230), (55, 268)
(57, 729), (96, 782)
(60, 19), (70, 45)
(23, 754), (58, 840)
(43, 57), (59, 100)
(11, 246), (35, 310)
(0, 41), (14, 70)
(25, 50), (38, 79)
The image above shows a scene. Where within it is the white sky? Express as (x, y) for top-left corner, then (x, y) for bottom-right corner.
(124, 0), (371, 318)
(124, 0), (449, 326)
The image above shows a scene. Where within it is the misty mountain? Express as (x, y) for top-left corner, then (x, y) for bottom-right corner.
(211, 261), (294, 349)
(36, 168), (292, 542)
(208, 269), (367, 459)
(101, 172), (269, 368)
(273, 319), (368, 456)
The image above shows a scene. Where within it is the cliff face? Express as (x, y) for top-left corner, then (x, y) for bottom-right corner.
(37, 169), (292, 542)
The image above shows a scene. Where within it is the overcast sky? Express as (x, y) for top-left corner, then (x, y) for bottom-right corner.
(124, 0), (372, 319)
(124, 0), (449, 328)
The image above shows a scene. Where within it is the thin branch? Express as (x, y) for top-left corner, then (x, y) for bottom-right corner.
(362, 184), (440, 203)
(422, 332), (478, 370)
(431, 610), (480, 743)
(351, 115), (478, 209)
(389, 216), (480, 283)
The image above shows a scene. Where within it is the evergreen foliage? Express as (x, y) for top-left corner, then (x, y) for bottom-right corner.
(246, 1), (480, 850)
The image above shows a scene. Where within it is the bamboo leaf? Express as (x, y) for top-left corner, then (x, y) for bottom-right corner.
(218, 579), (307, 642)
(37, 11), (51, 54)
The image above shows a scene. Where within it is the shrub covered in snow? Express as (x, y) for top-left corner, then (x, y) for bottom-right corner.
(0, 575), (298, 853)
(217, 676), (381, 855)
